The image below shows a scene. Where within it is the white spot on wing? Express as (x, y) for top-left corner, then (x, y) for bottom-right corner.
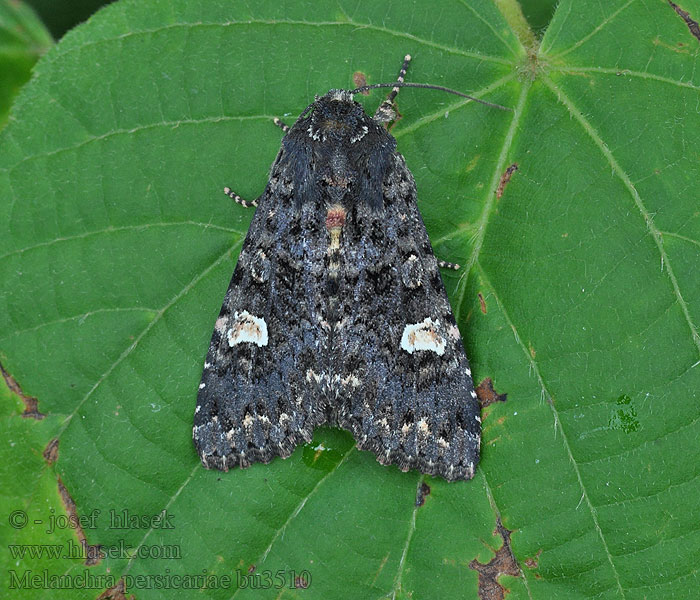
(227, 311), (268, 347)
(400, 318), (446, 355)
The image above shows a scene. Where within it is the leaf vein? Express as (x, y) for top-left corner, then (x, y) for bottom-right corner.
(0, 115), (273, 174)
(456, 0), (520, 55)
(0, 307), (157, 339)
(387, 476), (422, 599)
(546, 0), (638, 59)
(476, 261), (628, 599)
(54, 241), (239, 437)
(43, 19), (515, 69)
(451, 79), (531, 321)
(0, 221), (245, 261)
(229, 447), (356, 599)
(547, 66), (700, 92)
(542, 76), (700, 356)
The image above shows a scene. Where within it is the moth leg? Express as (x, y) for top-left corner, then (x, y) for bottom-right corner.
(223, 187), (258, 208)
(273, 117), (290, 133)
(438, 259), (460, 271)
(222, 118), (290, 209)
(374, 54), (412, 122)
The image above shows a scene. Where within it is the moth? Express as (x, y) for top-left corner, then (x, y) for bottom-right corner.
(193, 55), (489, 481)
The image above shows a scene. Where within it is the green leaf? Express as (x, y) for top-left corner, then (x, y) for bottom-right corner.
(2, 0), (699, 598)
(0, 0), (52, 129)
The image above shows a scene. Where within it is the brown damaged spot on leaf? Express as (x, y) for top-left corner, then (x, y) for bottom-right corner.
(96, 578), (134, 600)
(478, 292), (487, 314)
(353, 71), (370, 95)
(476, 378), (508, 408)
(524, 549), (542, 569)
(415, 482), (431, 507)
(668, 1), (700, 42)
(469, 518), (521, 600)
(294, 574), (309, 589)
(371, 552), (390, 585)
(57, 477), (102, 566)
(1, 363), (45, 419)
(43, 438), (59, 464)
(496, 163), (519, 199)
(20, 397), (44, 419)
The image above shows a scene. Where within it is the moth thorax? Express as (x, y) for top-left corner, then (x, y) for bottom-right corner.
(323, 119), (350, 133)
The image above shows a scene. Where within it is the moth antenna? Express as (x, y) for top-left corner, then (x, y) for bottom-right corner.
(373, 54), (412, 123)
(351, 81), (512, 111)
(385, 54), (412, 106)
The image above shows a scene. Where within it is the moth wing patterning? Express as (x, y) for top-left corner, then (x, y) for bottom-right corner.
(193, 155), (330, 470)
(194, 84), (481, 481)
(333, 152), (480, 481)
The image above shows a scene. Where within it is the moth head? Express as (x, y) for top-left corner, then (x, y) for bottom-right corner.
(302, 89), (372, 143)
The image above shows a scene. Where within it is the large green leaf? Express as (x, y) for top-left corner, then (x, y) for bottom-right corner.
(2, 0), (699, 598)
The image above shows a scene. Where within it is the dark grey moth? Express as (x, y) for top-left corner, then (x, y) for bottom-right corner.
(193, 56), (481, 481)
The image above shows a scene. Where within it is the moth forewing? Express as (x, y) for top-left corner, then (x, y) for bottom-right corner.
(193, 55), (481, 481)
